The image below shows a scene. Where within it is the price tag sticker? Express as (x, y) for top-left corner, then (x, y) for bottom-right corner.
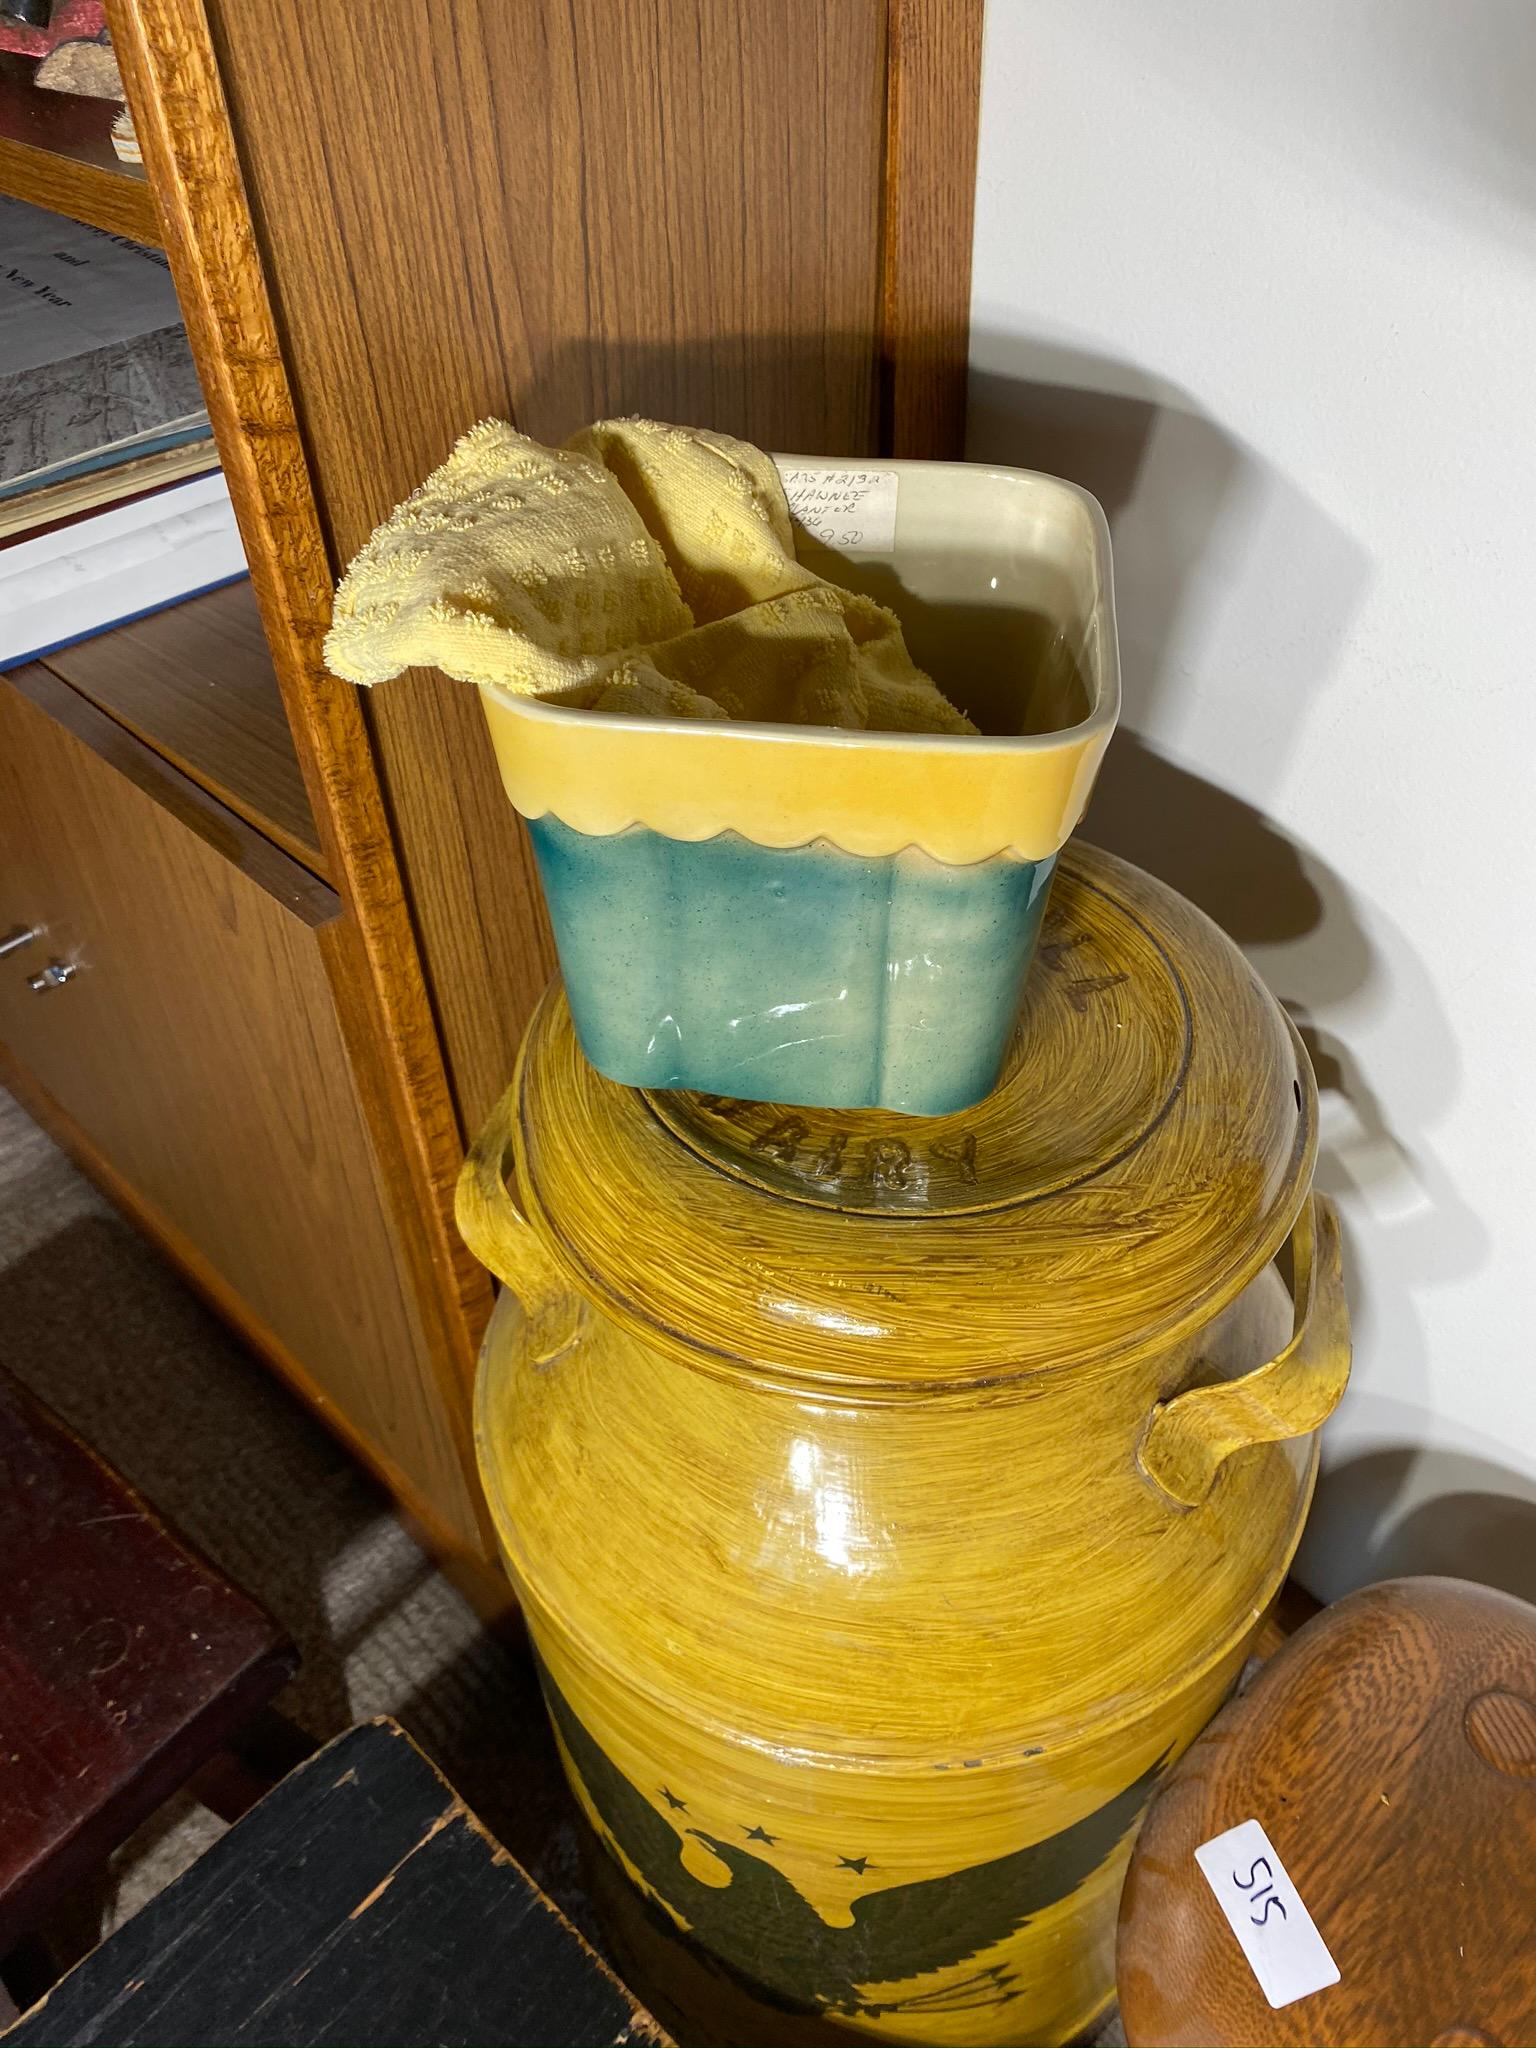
(777, 465), (899, 553)
(1194, 1818), (1340, 2010)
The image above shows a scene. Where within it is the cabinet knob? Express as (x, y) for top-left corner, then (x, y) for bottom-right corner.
(27, 960), (77, 992)
(0, 924), (41, 958)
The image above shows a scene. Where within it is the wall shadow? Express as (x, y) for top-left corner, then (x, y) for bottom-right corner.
(1085, 734), (1328, 951)
(968, 344), (1372, 765)
(968, 367), (1233, 739)
(1298, 1444), (1536, 1605)
(503, 331), (883, 458)
(966, 346), (1373, 1006)
(967, 336), (1500, 1597)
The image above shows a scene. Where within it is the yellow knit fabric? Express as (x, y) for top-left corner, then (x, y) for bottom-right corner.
(323, 417), (976, 735)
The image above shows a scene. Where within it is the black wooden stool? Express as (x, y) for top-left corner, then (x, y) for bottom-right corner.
(4, 1719), (664, 2047)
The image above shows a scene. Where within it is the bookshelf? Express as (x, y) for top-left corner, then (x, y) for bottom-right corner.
(37, 582), (325, 878)
(0, 52), (159, 245)
(0, 0), (983, 1611)
(0, 62), (283, 880)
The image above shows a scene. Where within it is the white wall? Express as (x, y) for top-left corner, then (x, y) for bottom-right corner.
(969, 0), (1536, 1601)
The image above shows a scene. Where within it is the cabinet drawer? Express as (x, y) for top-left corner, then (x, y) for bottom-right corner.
(0, 666), (481, 1550)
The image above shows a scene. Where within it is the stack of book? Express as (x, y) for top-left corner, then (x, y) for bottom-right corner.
(1, 192), (245, 667)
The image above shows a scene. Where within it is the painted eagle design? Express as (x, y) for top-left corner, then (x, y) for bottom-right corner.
(541, 1664), (1163, 2019)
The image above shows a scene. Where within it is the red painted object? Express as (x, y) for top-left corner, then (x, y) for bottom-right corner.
(0, 1368), (297, 1952)
(0, 0), (105, 62)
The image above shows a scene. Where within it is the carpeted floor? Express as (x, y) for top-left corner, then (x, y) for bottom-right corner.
(0, 1086), (590, 1952)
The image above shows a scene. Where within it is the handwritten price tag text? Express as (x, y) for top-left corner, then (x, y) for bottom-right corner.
(777, 466), (899, 553)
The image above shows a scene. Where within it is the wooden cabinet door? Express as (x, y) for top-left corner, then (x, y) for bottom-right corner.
(0, 667), (486, 1558)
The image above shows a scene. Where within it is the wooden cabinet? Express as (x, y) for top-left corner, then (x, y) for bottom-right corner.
(1, 0), (982, 1602)
(0, 668), (485, 1554)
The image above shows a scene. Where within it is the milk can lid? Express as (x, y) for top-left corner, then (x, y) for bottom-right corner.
(514, 842), (1315, 1390)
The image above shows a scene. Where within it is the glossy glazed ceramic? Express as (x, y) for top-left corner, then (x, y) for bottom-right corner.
(529, 817), (1056, 1114)
(480, 458), (1120, 1113)
(458, 846), (1352, 2046)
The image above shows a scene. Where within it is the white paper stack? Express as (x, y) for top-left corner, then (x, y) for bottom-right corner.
(0, 471), (247, 672)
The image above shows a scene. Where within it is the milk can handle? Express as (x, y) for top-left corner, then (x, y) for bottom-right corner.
(455, 1084), (581, 1352)
(1138, 1192), (1350, 1510)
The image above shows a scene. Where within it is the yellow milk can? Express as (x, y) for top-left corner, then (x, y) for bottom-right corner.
(459, 841), (1351, 2048)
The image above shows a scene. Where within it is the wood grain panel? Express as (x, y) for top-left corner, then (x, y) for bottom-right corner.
(202, 0), (892, 1134)
(42, 580), (325, 877)
(880, 0), (985, 457)
(97, 0), (985, 1548)
(0, 135), (161, 245)
(0, 669), (485, 1554)
(105, 0), (497, 1495)
(1118, 1578), (1536, 2047)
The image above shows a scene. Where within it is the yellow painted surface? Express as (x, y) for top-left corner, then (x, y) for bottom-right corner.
(480, 682), (1112, 863)
(476, 453), (1120, 867)
(460, 843), (1351, 2044)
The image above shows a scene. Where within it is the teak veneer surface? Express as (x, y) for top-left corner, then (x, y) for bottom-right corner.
(1118, 1577), (1536, 2048)
(42, 580), (324, 876)
(13, 0), (985, 1573)
(201, 0), (980, 1137)
(0, 668), (484, 1550)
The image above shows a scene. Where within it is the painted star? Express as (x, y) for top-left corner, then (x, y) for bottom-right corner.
(837, 1855), (873, 1873)
(743, 1824), (778, 1844)
(659, 1788), (688, 1811)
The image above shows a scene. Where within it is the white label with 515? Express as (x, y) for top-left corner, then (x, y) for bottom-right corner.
(1194, 1817), (1340, 2010)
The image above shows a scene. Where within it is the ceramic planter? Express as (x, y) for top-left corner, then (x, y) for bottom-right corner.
(457, 844), (1352, 2047)
(478, 458), (1120, 1115)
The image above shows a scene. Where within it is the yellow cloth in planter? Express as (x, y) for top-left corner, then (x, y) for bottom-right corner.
(323, 417), (976, 736)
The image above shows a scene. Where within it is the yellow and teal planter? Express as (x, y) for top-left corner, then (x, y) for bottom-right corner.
(480, 458), (1121, 1115)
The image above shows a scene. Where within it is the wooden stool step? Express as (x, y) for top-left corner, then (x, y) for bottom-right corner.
(4, 1719), (666, 2047)
(1116, 1576), (1536, 2046)
(0, 1367), (298, 1953)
